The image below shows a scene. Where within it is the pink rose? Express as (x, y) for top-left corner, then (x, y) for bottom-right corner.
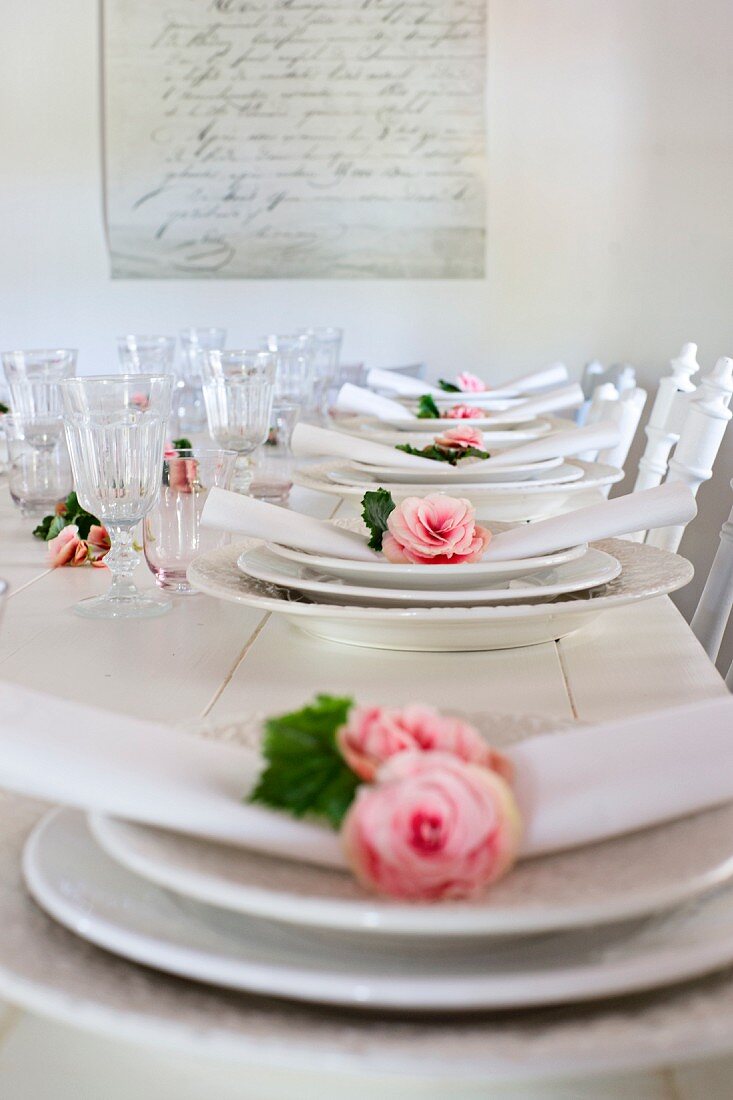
(456, 372), (487, 393)
(434, 425), (485, 452)
(47, 525), (88, 567)
(445, 404), (484, 420)
(87, 525), (111, 564)
(342, 752), (522, 900)
(382, 495), (492, 565)
(167, 455), (198, 493)
(338, 704), (512, 783)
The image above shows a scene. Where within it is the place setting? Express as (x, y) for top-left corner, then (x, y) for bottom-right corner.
(3, 681), (733, 1017)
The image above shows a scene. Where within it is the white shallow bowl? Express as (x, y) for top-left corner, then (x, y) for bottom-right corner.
(25, 808), (733, 1012)
(89, 711), (733, 939)
(188, 538), (693, 652)
(294, 461), (624, 522)
(265, 530), (589, 589)
(237, 545), (621, 607)
(341, 458), (583, 487)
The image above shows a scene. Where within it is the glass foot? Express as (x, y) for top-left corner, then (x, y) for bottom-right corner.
(72, 591), (172, 620)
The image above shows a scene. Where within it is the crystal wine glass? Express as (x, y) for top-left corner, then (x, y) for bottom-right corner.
(260, 334), (315, 411)
(200, 350), (275, 494)
(295, 327), (343, 420)
(60, 374), (174, 619)
(117, 335), (176, 374)
(177, 327), (227, 433)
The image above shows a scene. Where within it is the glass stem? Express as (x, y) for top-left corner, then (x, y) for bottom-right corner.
(231, 455), (253, 495)
(105, 524), (140, 602)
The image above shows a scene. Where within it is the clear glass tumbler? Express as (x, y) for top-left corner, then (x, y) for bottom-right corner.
(117, 335), (176, 375)
(60, 374), (174, 619)
(250, 401), (300, 504)
(2, 349), (77, 447)
(261, 334), (315, 411)
(5, 414), (72, 516)
(295, 327), (343, 420)
(200, 350), (275, 494)
(177, 327), (227, 434)
(143, 447), (236, 594)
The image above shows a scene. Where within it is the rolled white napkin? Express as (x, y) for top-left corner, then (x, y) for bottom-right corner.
(291, 422), (438, 470)
(484, 481), (697, 561)
(475, 421), (619, 469)
(336, 383), (415, 422)
(366, 368), (443, 397)
(200, 487), (378, 561)
(489, 361), (569, 397)
(486, 382), (584, 423)
(0, 683), (730, 870)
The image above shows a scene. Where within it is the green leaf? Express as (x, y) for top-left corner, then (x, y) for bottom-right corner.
(360, 488), (396, 551)
(75, 512), (97, 540)
(417, 394), (441, 419)
(248, 695), (359, 828)
(32, 515), (53, 540)
(395, 443), (491, 466)
(45, 514), (69, 541)
(172, 437), (193, 452)
(0, 403), (9, 415)
(64, 491), (81, 518)
(438, 379), (461, 392)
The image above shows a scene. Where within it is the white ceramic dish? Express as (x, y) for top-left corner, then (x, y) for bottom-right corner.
(237, 545), (621, 607)
(9, 795), (733, 1080)
(295, 461), (624, 523)
(338, 414), (554, 445)
(89, 710), (733, 939)
(188, 537), (693, 652)
(26, 808), (733, 1012)
(358, 412), (540, 431)
(341, 458), (584, 487)
(265, 530), (589, 589)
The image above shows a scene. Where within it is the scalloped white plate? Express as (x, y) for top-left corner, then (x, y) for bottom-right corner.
(25, 809), (733, 1011)
(340, 458), (584, 487)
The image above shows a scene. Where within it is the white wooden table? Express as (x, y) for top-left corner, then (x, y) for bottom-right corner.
(0, 484), (730, 1099)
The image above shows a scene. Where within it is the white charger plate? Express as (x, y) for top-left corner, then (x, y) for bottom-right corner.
(237, 545), (621, 607)
(265, 530), (588, 590)
(342, 458), (584, 487)
(188, 538), (692, 652)
(88, 710), (733, 939)
(25, 808), (733, 1012)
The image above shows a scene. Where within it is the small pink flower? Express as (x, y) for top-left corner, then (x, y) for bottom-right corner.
(456, 372), (487, 393)
(434, 425), (485, 452)
(445, 404), (484, 420)
(47, 525), (88, 567)
(342, 752), (522, 900)
(167, 456), (198, 493)
(87, 525), (111, 562)
(382, 495), (492, 565)
(338, 704), (513, 783)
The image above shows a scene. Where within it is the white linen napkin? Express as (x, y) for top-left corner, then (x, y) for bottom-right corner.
(483, 481), (697, 561)
(366, 368), (443, 397)
(0, 683), (730, 869)
(486, 361), (569, 398)
(200, 487), (378, 561)
(474, 421), (619, 468)
(291, 422), (438, 469)
(485, 382), (584, 422)
(336, 383), (415, 422)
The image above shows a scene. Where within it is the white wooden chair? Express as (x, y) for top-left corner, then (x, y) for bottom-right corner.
(577, 361), (637, 424)
(634, 343), (700, 493)
(577, 384), (648, 490)
(690, 480), (733, 691)
(646, 357), (733, 552)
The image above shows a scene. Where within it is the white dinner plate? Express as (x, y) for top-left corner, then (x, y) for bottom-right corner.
(357, 412), (541, 432)
(237, 545), (621, 606)
(25, 809), (733, 1012)
(265, 527), (589, 589)
(188, 537), (693, 652)
(341, 458), (584, 487)
(338, 414), (554, 445)
(89, 711), (733, 940)
(295, 461), (624, 522)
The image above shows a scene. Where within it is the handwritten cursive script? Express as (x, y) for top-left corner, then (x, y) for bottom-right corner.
(103, 0), (486, 278)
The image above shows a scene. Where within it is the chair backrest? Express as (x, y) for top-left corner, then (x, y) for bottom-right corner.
(646, 357), (733, 552)
(577, 362), (637, 424)
(633, 343), (700, 494)
(576, 385), (647, 483)
(690, 479), (733, 675)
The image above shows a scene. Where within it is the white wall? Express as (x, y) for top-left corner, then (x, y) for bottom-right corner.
(1, 0), (731, 665)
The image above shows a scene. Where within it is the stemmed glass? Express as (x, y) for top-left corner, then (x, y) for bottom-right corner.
(200, 350), (275, 494)
(177, 327), (227, 433)
(117, 335), (176, 374)
(60, 375), (173, 619)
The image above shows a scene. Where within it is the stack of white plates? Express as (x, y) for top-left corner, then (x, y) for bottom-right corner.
(23, 711), (733, 1013)
(188, 524), (693, 651)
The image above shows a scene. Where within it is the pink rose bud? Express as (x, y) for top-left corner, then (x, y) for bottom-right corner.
(382, 495), (492, 565)
(445, 404), (484, 419)
(456, 372), (487, 393)
(342, 752), (522, 900)
(434, 425), (485, 452)
(47, 525), (88, 567)
(86, 525), (111, 562)
(338, 704), (513, 783)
